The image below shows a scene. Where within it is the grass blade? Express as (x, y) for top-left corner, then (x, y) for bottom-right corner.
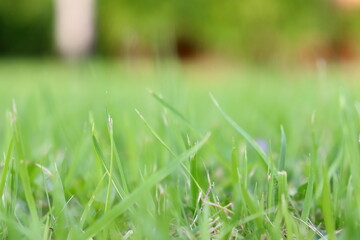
(279, 125), (286, 171)
(301, 112), (317, 221)
(240, 184), (263, 229)
(91, 120), (127, 200)
(82, 132), (211, 239)
(278, 171), (288, 202)
(210, 93), (271, 169)
(190, 151), (199, 209)
(281, 195), (294, 240)
(135, 109), (204, 195)
(200, 204), (210, 240)
(105, 114), (115, 212)
(148, 89), (201, 134)
(0, 137), (14, 200)
(10, 105), (39, 222)
(321, 169), (335, 240)
(80, 173), (107, 228)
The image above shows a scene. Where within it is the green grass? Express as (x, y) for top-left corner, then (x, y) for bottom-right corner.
(0, 61), (359, 239)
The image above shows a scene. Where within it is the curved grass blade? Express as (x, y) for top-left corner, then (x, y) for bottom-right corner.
(210, 93), (270, 169)
(240, 184), (264, 230)
(80, 173), (107, 228)
(135, 109), (204, 195)
(150, 90), (231, 172)
(148, 89), (202, 135)
(106, 112), (129, 195)
(105, 114), (115, 212)
(135, 109), (176, 156)
(90, 120), (127, 200)
(82, 132), (211, 239)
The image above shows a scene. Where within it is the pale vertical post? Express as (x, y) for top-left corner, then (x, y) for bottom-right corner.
(55, 0), (95, 60)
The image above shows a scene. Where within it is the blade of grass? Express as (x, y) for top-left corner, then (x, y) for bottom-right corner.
(240, 184), (263, 229)
(240, 146), (248, 189)
(231, 140), (240, 205)
(231, 140), (239, 190)
(135, 109), (204, 195)
(80, 173), (107, 228)
(267, 170), (275, 212)
(281, 195), (294, 240)
(107, 112), (129, 195)
(0, 137), (14, 200)
(301, 112), (317, 221)
(105, 114), (115, 212)
(113, 144), (129, 194)
(279, 125), (286, 171)
(42, 216), (50, 240)
(148, 89), (201, 135)
(210, 93), (271, 169)
(200, 204), (210, 240)
(10, 104), (39, 222)
(135, 109), (176, 156)
(321, 168), (335, 240)
(190, 151), (199, 209)
(216, 207), (276, 239)
(91, 121), (127, 200)
(82, 132), (211, 239)
(278, 171), (288, 202)
(152, 90), (227, 178)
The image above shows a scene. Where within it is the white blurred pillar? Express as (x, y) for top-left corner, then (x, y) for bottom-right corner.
(55, 0), (95, 60)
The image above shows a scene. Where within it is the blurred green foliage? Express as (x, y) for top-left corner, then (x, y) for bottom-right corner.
(2, 0), (360, 60)
(0, 0), (53, 55)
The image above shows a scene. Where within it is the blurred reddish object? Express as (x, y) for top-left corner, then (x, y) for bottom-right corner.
(334, 0), (360, 9)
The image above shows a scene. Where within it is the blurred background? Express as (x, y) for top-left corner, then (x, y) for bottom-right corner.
(1, 0), (360, 65)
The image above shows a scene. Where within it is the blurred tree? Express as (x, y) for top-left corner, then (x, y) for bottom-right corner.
(1, 0), (360, 62)
(0, 0), (52, 55)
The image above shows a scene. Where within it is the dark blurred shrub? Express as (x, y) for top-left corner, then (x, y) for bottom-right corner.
(0, 0), (53, 56)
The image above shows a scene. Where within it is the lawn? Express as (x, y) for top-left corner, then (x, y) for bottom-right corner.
(0, 60), (359, 239)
